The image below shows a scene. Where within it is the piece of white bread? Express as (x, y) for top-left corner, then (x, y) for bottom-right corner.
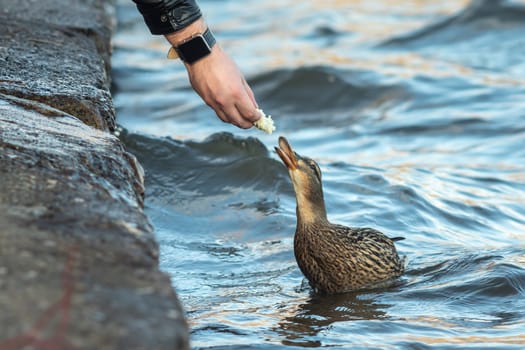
(253, 109), (276, 134)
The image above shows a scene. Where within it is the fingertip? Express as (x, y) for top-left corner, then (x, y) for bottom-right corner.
(237, 119), (254, 129)
(215, 110), (229, 124)
(245, 107), (262, 123)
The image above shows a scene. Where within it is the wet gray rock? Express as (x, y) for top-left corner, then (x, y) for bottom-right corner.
(0, 0), (115, 130)
(0, 0), (189, 349)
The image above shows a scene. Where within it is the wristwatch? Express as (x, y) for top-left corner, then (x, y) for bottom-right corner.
(167, 28), (216, 64)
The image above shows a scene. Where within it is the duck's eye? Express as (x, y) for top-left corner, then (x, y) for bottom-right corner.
(309, 161), (322, 180)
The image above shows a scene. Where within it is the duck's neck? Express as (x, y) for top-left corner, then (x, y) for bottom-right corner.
(295, 192), (328, 226)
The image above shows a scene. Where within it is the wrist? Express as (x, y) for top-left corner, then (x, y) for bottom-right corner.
(165, 18), (217, 65)
(165, 17), (207, 47)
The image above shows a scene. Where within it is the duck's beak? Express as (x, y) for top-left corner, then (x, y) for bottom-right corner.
(275, 136), (298, 170)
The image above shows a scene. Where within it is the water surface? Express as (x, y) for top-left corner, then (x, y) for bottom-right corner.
(113, 0), (525, 348)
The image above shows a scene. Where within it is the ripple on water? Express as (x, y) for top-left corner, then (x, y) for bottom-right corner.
(380, 0), (525, 74)
(251, 65), (408, 129)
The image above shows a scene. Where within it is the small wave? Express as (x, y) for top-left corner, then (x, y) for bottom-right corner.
(377, 116), (488, 136)
(119, 130), (287, 210)
(404, 250), (525, 300)
(309, 25), (342, 38)
(300, 25), (345, 48)
(186, 132), (269, 161)
(391, 249), (525, 331)
(380, 0), (525, 48)
(250, 65), (407, 128)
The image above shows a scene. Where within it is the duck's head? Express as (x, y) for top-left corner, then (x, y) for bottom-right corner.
(275, 136), (327, 224)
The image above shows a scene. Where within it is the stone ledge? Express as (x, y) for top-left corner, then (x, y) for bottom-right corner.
(0, 0), (115, 130)
(0, 1), (189, 349)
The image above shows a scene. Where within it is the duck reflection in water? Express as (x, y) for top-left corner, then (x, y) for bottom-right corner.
(275, 292), (390, 347)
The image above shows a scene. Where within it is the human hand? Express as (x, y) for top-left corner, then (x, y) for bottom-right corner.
(185, 45), (260, 129)
(165, 18), (260, 129)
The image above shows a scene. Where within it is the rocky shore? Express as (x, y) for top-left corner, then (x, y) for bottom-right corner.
(0, 0), (188, 349)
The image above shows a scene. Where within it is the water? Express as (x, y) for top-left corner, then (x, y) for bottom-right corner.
(112, 0), (525, 348)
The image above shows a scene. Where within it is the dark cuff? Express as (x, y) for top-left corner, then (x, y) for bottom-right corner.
(132, 0), (202, 35)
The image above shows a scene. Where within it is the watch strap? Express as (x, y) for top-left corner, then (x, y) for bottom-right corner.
(201, 28), (216, 51)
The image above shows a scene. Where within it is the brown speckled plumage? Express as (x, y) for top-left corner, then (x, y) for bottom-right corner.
(275, 137), (405, 294)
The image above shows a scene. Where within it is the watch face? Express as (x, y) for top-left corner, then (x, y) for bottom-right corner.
(177, 35), (212, 64)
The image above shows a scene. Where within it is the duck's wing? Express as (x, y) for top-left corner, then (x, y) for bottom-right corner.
(326, 225), (405, 274)
(348, 226), (405, 243)
(334, 225), (400, 244)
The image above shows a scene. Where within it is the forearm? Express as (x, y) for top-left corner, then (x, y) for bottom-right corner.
(132, 0), (202, 35)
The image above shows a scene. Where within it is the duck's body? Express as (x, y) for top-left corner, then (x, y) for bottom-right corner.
(275, 137), (405, 294)
(294, 222), (404, 294)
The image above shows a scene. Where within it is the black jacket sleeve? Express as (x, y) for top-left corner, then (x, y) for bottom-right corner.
(132, 0), (202, 35)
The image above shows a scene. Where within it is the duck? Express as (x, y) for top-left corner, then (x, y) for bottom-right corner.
(275, 136), (405, 294)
